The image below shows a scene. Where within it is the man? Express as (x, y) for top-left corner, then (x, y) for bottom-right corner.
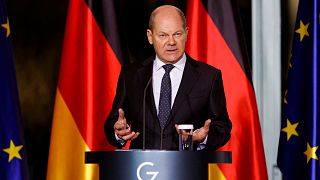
(105, 5), (231, 150)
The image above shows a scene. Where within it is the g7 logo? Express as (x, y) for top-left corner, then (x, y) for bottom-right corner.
(136, 162), (159, 180)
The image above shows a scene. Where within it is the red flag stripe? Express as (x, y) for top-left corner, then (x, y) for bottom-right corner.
(186, 0), (267, 179)
(200, 0), (252, 80)
(58, 0), (121, 151)
(84, 0), (127, 64)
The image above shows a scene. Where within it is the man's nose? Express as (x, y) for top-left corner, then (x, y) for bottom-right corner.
(168, 35), (176, 45)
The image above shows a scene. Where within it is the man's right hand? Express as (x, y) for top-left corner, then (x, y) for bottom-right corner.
(113, 108), (140, 141)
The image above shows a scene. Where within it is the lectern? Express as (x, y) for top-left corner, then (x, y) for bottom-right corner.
(85, 151), (231, 180)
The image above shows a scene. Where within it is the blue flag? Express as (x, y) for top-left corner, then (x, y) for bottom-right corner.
(277, 0), (320, 179)
(0, 0), (28, 179)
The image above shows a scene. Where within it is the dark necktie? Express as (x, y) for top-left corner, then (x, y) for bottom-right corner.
(158, 64), (174, 129)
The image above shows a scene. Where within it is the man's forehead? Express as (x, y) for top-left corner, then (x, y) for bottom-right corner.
(153, 12), (183, 29)
(152, 22), (184, 33)
(154, 8), (180, 20)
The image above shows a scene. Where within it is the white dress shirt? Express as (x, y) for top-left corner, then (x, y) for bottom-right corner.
(152, 54), (186, 113)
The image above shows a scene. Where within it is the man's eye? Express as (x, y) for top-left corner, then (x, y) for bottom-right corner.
(174, 33), (182, 37)
(159, 34), (166, 38)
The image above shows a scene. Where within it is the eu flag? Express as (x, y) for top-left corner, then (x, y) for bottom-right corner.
(277, 0), (320, 179)
(0, 0), (28, 179)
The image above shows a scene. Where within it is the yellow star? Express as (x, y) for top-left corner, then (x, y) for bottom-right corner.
(284, 90), (288, 104)
(304, 142), (318, 164)
(295, 20), (310, 42)
(1, 17), (10, 37)
(281, 119), (299, 141)
(3, 140), (23, 162)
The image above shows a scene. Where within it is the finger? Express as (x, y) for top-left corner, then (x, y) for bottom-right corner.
(117, 129), (131, 136)
(192, 130), (206, 142)
(131, 132), (140, 140)
(175, 125), (187, 135)
(181, 129), (187, 135)
(175, 124), (179, 133)
(122, 132), (136, 141)
(193, 129), (199, 134)
(179, 129), (188, 141)
(114, 121), (126, 130)
(118, 108), (125, 121)
(203, 119), (211, 129)
(116, 108), (127, 129)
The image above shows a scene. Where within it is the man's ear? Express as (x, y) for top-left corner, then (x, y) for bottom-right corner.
(146, 29), (153, 45)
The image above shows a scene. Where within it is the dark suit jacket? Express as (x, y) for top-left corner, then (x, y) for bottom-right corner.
(105, 54), (231, 151)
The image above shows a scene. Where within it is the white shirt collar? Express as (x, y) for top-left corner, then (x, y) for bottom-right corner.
(154, 53), (186, 72)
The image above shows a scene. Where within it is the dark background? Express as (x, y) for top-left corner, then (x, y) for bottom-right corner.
(6, 0), (291, 179)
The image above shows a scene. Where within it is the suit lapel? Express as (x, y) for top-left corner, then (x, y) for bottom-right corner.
(171, 57), (199, 120)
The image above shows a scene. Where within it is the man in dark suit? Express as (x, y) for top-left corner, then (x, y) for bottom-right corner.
(105, 5), (231, 150)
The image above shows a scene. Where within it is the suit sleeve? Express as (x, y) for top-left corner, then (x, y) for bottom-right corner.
(104, 67), (128, 148)
(204, 70), (232, 151)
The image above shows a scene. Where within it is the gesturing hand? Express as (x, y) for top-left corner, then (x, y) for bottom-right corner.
(113, 108), (140, 141)
(192, 119), (211, 143)
(175, 119), (211, 143)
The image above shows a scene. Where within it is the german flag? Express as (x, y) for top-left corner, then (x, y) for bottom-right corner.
(47, 0), (124, 179)
(186, 0), (268, 179)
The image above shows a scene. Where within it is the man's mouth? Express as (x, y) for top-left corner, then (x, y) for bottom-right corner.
(166, 49), (178, 52)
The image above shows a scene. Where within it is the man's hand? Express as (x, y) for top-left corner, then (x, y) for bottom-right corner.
(175, 119), (211, 143)
(113, 108), (140, 141)
(192, 119), (211, 143)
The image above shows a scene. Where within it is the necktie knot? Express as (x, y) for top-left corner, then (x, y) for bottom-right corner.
(163, 64), (174, 73)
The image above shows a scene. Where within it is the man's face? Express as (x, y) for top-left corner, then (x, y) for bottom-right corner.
(147, 10), (188, 64)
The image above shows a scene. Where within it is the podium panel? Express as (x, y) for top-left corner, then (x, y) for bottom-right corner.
(85, 151), (231, 180)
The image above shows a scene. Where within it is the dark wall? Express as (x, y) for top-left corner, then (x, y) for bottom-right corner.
(7, 0), (68, 178)
(7, 0), (251, 179)
(281, 0), (298, 97)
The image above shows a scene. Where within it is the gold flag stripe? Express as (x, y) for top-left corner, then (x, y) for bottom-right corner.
(47, 89), (98, 180)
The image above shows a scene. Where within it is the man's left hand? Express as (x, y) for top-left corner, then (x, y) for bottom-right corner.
(192, 119), (211, 143)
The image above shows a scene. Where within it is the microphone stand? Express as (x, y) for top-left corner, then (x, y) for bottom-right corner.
(143, 77), (152, 151)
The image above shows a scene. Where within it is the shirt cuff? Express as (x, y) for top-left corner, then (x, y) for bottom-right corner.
(115, 132), (126, 145)
(194, 128), (208, 150)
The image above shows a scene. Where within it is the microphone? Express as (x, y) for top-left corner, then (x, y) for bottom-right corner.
(143, 76), (152, 150)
